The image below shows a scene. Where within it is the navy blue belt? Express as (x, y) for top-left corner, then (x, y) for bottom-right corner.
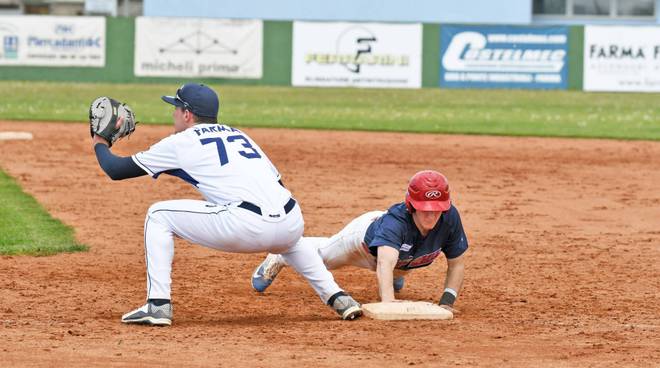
(238, 198), (296, 217)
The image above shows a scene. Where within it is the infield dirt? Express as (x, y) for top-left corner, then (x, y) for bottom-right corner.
(0, 121), (658, 367)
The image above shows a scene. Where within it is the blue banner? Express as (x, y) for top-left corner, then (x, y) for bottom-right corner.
(440, 26), (569, 89)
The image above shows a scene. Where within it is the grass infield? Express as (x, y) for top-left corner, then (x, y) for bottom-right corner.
(0, 81), (658, 140)
(0, 169), (87, 256)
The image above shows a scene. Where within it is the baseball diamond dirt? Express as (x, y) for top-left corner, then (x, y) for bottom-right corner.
(0, 121), (659, 367)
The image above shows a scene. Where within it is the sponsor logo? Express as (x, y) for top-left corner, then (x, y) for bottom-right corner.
(0, 24), (19, 59)
(16, 20), (98, 51)
(158, 27), (237, 55)
(54, 24), (74, 34)
(425, 190), (442, 199)
(142, 22), (260, 76)
(442, 31), (566, 73)
(304, 26), (409, 74)
(27, 36), (101, 50)
(400, 243), (413, 252)
(0, 19), (105, 66)
(589, 44), (659, 60)
(2, 35), (18, 59)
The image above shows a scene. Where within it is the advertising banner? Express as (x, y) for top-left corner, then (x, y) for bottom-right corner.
(134, 17), (263, 78)
(440, 25), (568, 89)
(0, 16), (105, 67)
(292, 21), (422, 88)
(584, 26), (660, 92)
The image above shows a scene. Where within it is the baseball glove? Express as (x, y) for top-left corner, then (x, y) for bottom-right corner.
(89, 96), (137, 147)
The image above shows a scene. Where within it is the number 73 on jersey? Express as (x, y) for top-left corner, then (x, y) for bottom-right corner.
(200, 134), (262, 166)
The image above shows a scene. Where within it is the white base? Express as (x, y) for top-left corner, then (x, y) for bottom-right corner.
(0, 132), (33, 141)
(362, 301), (453, 320)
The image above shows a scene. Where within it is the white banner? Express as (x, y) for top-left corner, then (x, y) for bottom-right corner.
(134, 17), (263, 78)
(584, 26), (660, 92)
(292, 21), (422, 88)
(0, 16), (105, 67)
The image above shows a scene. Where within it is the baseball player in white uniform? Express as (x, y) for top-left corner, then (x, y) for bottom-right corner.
(91, 83), (362, 325)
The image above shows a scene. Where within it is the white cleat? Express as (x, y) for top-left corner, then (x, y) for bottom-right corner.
(251, 254), (285, 292)
(121, 301), (172, 326)
(328, 292), (363, 320)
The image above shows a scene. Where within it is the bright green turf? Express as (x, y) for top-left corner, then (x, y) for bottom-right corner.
(0, 81), (658, 140)
(0, 170), (87, 256)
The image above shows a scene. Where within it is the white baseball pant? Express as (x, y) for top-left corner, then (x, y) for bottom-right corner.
(143, 199), (343, 303)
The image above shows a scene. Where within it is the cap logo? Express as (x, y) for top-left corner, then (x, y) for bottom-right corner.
(425, 190), (441, 199)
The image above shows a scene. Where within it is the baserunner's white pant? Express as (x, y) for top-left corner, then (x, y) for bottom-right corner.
(143, 199), (342, 303)
(275, 211), (409, 278)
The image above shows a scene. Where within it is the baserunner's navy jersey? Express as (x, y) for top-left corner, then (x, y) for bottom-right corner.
(363, 203), (468, 270)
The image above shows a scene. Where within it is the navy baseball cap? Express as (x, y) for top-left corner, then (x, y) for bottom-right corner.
(161, 83), (219, 119)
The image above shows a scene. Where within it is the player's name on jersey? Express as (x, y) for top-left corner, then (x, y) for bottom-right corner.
(193, 124), (241, 136)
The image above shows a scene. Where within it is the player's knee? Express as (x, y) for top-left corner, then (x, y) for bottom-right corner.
(146, 202), (170, 223)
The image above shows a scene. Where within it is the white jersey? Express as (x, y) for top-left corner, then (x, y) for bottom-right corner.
(131, 123), (291, 212)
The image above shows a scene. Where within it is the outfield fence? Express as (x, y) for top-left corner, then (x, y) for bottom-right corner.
(0, 16), (658, 92)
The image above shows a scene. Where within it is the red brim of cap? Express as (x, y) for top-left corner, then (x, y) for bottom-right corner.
(410, 199), (450, 212)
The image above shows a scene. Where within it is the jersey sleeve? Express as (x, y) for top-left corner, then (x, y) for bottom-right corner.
(131, 134), (180, 177)
(95, 143), (147, 180)
(442, 208), (469, 259)
(368, 213), (407, 253)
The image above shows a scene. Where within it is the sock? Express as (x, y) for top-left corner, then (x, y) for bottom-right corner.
(148, 298), (170, 306)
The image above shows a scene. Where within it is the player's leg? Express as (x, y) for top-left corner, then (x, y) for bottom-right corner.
(250, 237), (324, 292)
(250, 204), (361, 319)
(124, 199), (358, 322)
(279, 238), (362, 320)
(123, 199), (243, 326)
(317, 211), (385, 270)
(252, 210), (383, 292)
(122, 200), (183, 325)
(250, 253), (286, 292)
(141, 200), (239, 297)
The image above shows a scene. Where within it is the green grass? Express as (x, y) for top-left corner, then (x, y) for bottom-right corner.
(0, 81), (659, 140)
(0, 169), (87, 256)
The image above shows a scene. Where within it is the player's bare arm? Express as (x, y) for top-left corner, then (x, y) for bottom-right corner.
(376, 245), (400, 302)
(440, 254), (465, 311)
